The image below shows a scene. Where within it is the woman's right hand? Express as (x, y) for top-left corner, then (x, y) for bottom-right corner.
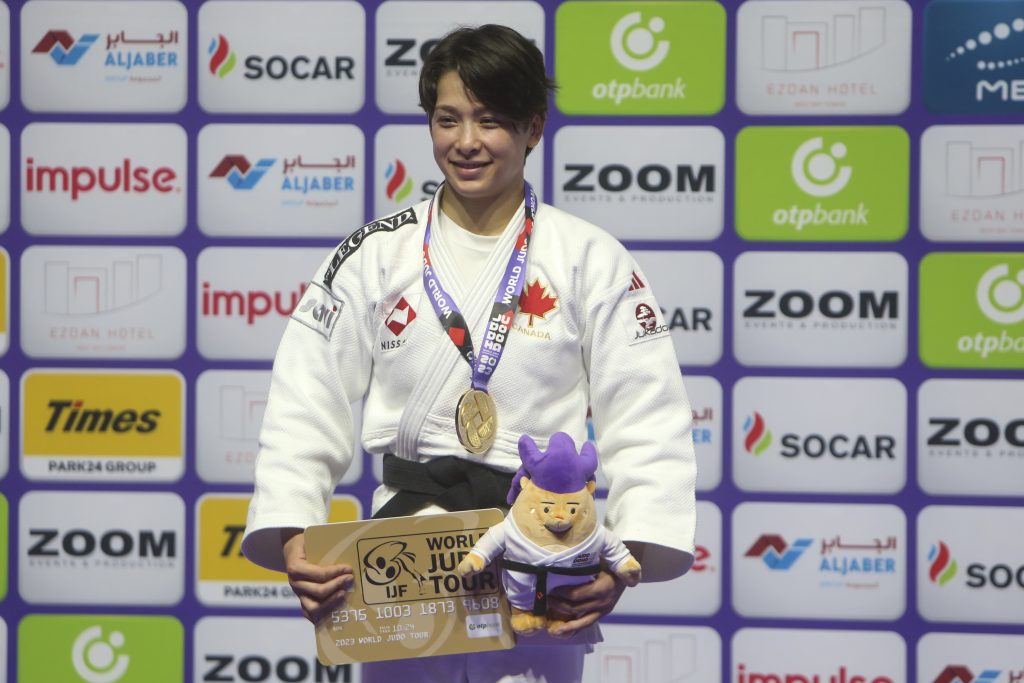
(281, 529), (355, 624)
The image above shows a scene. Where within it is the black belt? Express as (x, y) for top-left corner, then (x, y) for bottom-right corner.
(373, 453), (515, 519)
(502, 560), (602, 615)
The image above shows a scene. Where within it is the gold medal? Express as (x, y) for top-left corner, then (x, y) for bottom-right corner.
(456, 388), (498, 455)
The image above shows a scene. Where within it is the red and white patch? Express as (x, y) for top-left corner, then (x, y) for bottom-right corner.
(385, 297), (416, 336)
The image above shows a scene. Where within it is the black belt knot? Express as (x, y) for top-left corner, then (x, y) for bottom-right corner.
(373, 454), (515, 519)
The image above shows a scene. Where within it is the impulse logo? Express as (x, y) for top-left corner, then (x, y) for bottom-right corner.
(745, 534), (813, 569)
(736, 663), (895, 683)
(932, 667), (1003, 683)
(32, 31), (99, 65)
(928, 541), (959, 586)
(743, 411), (773, 455)
(209, 155), (275, 190)
(201, 282), (305, 325)
(25, 157), (180, 201)
(208, 34), (236, 77)
(385, 159), (413, 204)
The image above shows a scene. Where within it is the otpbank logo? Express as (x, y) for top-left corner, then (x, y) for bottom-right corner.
(733, 502), (906, 619)
(19, 245), (187, 359)
(20, 369), (184, 482)
(920, 633), (1024, 683)
(734, 629), (905, 683)
(198, 1), (365, 113)
(920, 253), (1024, 369)
(920, 125), (1024, 242)
(924, 0), (1024, 113)
(736, 1), (912, 115)
(555, 1), (725, 115)
(734, 251), (908, 367)
(21, 123), (186, 236)
(375, 1), (545, 114)
(919, 505), (1024, 624)
(195, 494), (360, 607)
(733, 377), (906, 495)
(197, 124), (364, 237)
(19, 490), (185, 605)
(735, 126), (908, 241)
(19, 614), (183, 682)
(21, 1), (187, 112)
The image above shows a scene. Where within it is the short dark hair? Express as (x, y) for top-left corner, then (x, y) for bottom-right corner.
(419, 24), (555, 127)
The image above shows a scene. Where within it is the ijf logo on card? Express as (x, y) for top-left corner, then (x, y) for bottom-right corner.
(198, 124), (364, 237)
(733, 628), (905, 683)
(920, 126), (1024, 241)
(375, 1), (544, 114)
(735, 126), (908, 241)
(919, 505), (1024, 624)
(734, 251), (908, 367)
(21, 0), (186, 112)
(736, 0), (912, 115)
(555, 1), (725, 115)
(920, 253), (1024, 368)
(198, 0), (364, 113)
(733, 377), (906, 495)
(554, 126), (723, 240)
(924, 0), (1024, 113)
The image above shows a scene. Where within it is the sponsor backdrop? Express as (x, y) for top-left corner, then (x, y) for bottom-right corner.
(1, 0), (1022, 681)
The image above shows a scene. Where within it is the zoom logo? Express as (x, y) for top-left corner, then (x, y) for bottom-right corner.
(73, 625), (130, 683)
(977, 263), (1024, 324)
(611, 12), (669, 71)
(792, 137), (852, 197)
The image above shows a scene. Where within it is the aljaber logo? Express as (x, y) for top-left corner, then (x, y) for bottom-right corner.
(743, 412), (772, 455)
(792, 137), (852, 197)
(209, 155), (276, 190)
(72, 625), (130, 683)
(385, 159), (413, 204)
(925, 1), (1024, 113)
(928, 540), (959, 586)
(745, 534), (813, 569)
(933, 666), (1002, 683)
(32, 30), (99, 65)
(610, 12), (670, 71)
(977, 263), (1024, 324)
(208, 34), (236, 77)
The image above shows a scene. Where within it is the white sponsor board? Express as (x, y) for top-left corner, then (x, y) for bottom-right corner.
(20, 245), (187, 359)
(918, 505), (1024, 625)
(21, 123), (187, 236)
(373, 123), (543, 218)
(194, 616), (360, 682)
(376, 0), (545, 114)
(0, 126), (9, 234)
(198, 124), (364, 237)
(734, 251), (908, 367)
(736, 0), (912, 115)
(733, 628), (906, 683)
(19, 490), (184, 605)
(0, 370), (8, 480)
(630, 250), (723, 366)
(21, 0), (187, 112)
(198, 0), (365, 113)
(918, 379), (1024, 497)
(733, 501), (906, 620)
(686, 374), (721, 492)
(733, 376), (906, 494)
(0, 3), (9, 110)
(613, 501), (721, 617)
(0, 246), (7, 355)
(196, 369), (363, 485)
(554, 126), (724, 240)
(581, 624), (720, 682)
(197, 247), (325, 360)
(918, 632), (1024, 683)
(921, 125), (1024, 241)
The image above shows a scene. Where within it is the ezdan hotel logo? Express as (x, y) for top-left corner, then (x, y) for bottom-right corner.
(555, 1), (725, 114)
(925, 0), (1024, 113)
(32, 30), (98, 64)
(920, 253), (1024, 368)
(736, 126), (908, 240)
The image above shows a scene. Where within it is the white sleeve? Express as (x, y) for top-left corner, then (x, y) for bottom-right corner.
(241, 244), (375, 572)
(582, 250), (697, 582)
(469, 522), (509, 566)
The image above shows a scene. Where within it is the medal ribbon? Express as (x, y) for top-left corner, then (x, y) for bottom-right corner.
(422, 181), (537, 391)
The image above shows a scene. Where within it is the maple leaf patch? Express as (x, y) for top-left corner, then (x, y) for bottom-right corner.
(518, 278), (558, 327)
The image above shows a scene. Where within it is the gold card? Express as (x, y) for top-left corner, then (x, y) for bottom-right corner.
(304, 508), (515, 665)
